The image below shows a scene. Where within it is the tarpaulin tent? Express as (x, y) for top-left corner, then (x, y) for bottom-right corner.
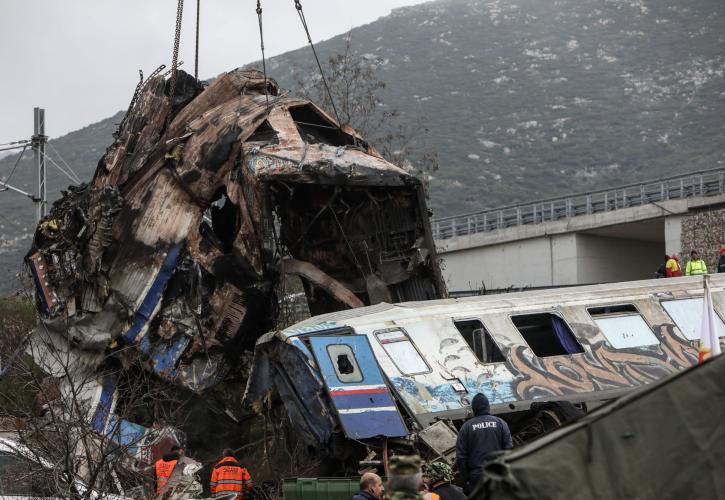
(471, 353), (725, 500)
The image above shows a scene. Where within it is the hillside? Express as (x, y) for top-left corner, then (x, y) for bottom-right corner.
(1, 0), (724, 293)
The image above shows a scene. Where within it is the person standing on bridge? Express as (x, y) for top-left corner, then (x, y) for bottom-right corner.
(718, 247), (725, 273)
(686, 250), (708, 276)
(666, 254), (682, 277)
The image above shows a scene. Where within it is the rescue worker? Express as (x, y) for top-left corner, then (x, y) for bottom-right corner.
(387, 455), (424, 500)
(422, 462), (465, 500)
(155, 444), (182, 498)
(665, 253), (682, 277)
(352, 472), (384, 500)
(456, 393), (512, 494)
(209, 449), (253, 499)
(718, 247), (725, 273)
(685, 250), (708, 276)
(654, 255), (668, 278)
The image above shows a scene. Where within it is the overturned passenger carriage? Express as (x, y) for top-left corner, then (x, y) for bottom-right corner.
(244, 275), (725, 462)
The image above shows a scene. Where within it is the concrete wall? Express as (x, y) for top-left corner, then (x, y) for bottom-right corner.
(574, 234), (663, 283)
(665, 215), (685, 256)
(441, 233), (664, 293)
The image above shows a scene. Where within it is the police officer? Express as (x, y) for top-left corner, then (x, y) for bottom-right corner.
(387, 455), (424, 500)
(455, 393), (512, 493)
(209, 448), (253, 499)
(155, 445), (182, 498)
(422, 462), (465, 500)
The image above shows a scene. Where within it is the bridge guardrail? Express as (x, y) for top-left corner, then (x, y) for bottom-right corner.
(432, 168), (725, 240)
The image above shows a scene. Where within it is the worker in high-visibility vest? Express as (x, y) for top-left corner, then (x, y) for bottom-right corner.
(665, 254), (683, 277)
(685, 250), (708, 276)
(209, 449), (253, 499)
(155, 445), (183, 497)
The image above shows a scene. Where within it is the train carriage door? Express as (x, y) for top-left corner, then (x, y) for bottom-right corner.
(308, 335), (408, 439)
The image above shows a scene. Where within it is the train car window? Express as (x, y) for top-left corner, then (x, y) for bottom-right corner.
(511, 313), (584, 357)
(662, 298), (725, 341)
(326, 344), (363, 383)
(453, 319), (505, 363)
(588, 305), (659, 348)
(375, 329), (430, 375)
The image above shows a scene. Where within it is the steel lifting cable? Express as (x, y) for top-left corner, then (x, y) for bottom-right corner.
(169, 0), (185, 104)
(256, 0), (270, 109)
(292, 0), (343, 128)
(194, 0), (200, 80)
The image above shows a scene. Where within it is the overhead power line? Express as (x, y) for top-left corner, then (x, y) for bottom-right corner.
(41, 151), (82, 185)
(47, 141), (82, 185)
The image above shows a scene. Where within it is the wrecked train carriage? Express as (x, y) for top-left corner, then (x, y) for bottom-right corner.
(244, 275), (725, 460)
(26, 68), (445, 393)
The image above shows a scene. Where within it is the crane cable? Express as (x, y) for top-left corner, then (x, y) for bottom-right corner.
(195, 0), (200, 80)
(169, 0), (185, 105)
(292, 0), (343, 128)
(256, 0), (270, 110)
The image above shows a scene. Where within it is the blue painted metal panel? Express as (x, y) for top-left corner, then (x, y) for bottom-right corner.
(122, 244), (183, 343)
(330, 391), (398, 410)
(107, 414), (146, 457)
(91, 374), (117, 433)
(150, 335), (191, 379)
(309, 335), (407, 439)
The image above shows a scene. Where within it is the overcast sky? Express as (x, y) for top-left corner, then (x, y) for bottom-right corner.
(0, 0), (429, 143)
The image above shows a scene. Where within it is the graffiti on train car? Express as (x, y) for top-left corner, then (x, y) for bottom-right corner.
(508, 323), (697, 399)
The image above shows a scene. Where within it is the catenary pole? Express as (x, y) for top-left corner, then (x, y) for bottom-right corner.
(33, 107), (47, 221)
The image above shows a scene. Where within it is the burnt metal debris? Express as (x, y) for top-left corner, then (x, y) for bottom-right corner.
(23, 67), (446, 477)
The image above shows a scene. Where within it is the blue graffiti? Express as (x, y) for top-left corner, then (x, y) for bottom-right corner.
(285, 320), (339, 336)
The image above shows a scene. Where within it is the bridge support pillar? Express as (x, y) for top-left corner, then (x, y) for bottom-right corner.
(665, 215), (685, 257)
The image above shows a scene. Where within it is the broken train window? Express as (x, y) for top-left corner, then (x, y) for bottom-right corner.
(453, 319), (505, 363)
(588, 304), (659, 349)
(326, 344), (363, 383)
(200, 188), (238, 252)
(246, 120), (279, 145)
(375, 328), (430, 375)
(511, 312), (584, 357)
(289, 104), (356, 146)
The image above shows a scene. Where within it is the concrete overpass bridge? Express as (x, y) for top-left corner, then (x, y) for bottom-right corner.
(433, 168), (725, 294)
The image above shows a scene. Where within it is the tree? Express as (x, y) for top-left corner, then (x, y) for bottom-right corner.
(296, 34), (439, 196)
(0, 293), (193, 498)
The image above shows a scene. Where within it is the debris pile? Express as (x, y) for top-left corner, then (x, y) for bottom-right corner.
(21, 67), (445, 490)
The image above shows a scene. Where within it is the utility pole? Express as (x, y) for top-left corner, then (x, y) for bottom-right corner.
(32, 107), (47, 220)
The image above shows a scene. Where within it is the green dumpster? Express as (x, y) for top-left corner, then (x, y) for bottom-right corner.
(282, 477), (360, 500)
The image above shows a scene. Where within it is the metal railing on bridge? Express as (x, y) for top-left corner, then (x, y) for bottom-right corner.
(432, 168), (725, 241)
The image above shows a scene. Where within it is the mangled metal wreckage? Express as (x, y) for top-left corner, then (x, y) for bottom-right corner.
(25, 68), (445, 471)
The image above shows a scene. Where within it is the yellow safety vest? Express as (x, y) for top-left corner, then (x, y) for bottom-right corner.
(686, 259), (707, 275)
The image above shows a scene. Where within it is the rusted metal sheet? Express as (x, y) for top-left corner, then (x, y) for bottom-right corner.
(24, 67), (445, 475)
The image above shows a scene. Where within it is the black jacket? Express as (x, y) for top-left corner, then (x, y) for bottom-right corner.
(351, 490), (377, 500)
(455, 397), (512, 487)
(430, 482), (466, 500)
(719, 256), (725, 273)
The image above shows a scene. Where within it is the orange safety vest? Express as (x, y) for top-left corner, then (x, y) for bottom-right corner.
(155, 458), (178, 496)
(210, 456), (252, 499)
(422, 492), (441, 500)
